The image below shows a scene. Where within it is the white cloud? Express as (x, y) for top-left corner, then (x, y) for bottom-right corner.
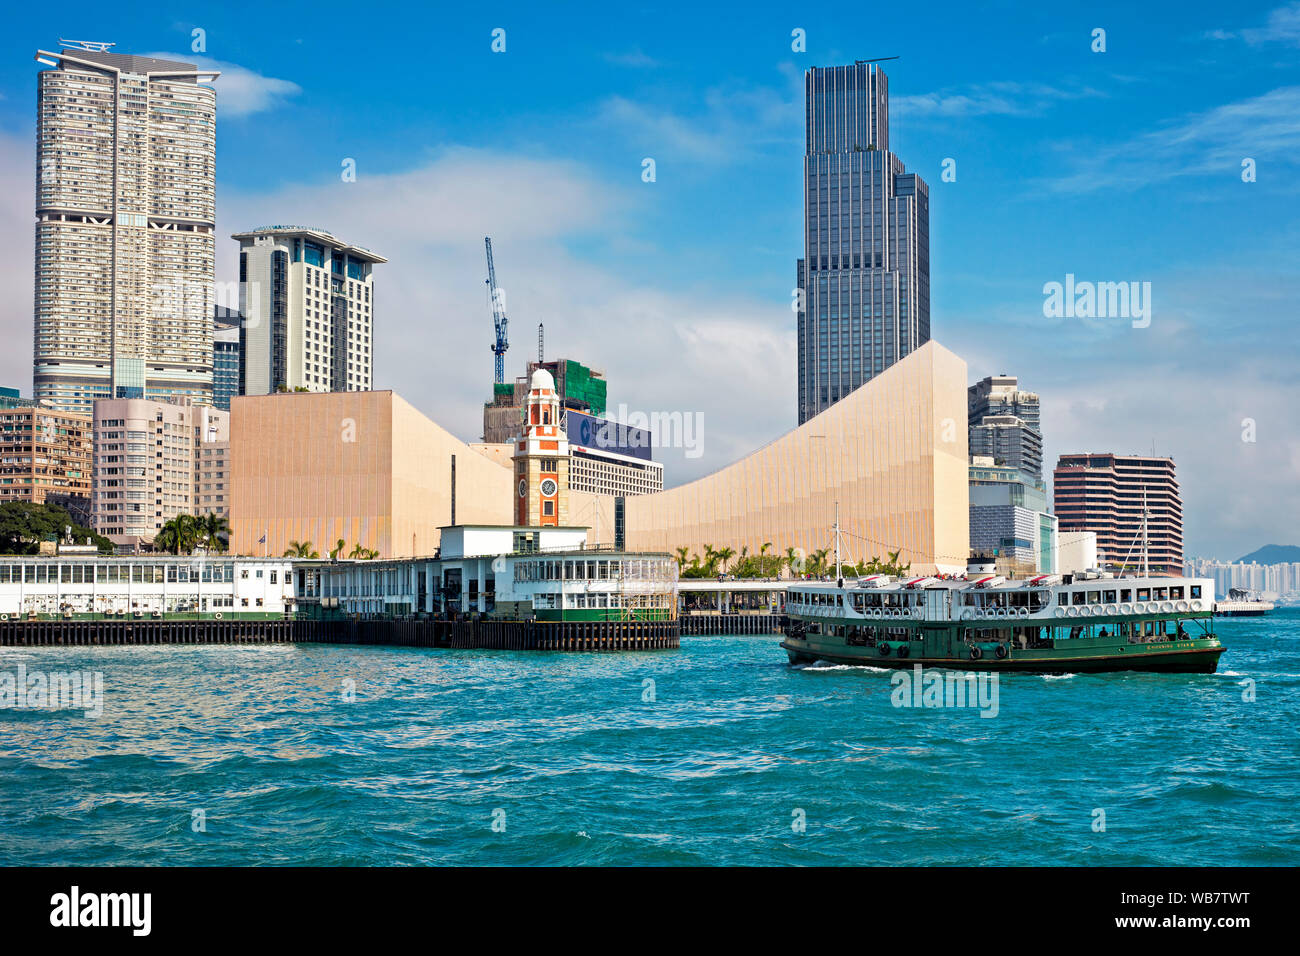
(144, 52), (301, 117)
(893, 80), (1102, 118)
(1044, 86), (1300, 193)
(217, 150), (792, 483)
(593, 76), (800, 163)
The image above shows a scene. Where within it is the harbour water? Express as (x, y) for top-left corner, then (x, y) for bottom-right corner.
(1, 610), (1296, 866)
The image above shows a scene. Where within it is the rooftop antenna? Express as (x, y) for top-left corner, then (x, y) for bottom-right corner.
(58, 39), (116, 52)
(538, 322), (544, 363)
(855, 56), (900, 64)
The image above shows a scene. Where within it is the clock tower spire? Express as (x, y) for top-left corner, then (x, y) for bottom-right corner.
(513, 367), (569, 526)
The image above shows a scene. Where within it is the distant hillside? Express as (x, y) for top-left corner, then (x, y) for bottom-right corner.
(1236, 544), (1300, 564)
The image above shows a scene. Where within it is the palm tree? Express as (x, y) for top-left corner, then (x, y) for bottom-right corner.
(283, 540), (319, 558)
(330, 538), (347, 560)
(348, 544), (379, 560)
(784, 546), (800, 577)
(716, 546), (736, 575)
(201, 513), (229, 552)
(673, 545), (689, 570)
(156, 514), (201, 555)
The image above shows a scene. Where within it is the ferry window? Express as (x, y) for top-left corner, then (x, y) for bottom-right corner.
(1137, 588), (1150, 601)
(1170, 586), (1184, 599)
(1104, 590), (1117, 603)
(1190, 586), (1201, 599)
(1087, 591), (1100, 604)
(1120, 589), (1131, 602)
(1155, 588), (1167, 601)
(1071, 591), (1085, 605)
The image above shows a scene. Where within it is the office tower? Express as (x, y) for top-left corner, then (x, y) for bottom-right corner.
(796, 62), (930, 424)
(968, 375), (1043, 479)
(212, 306), (242, 411)
(1053, 454), (1183, 574)
(91, 397), (228, 549)
(0, 404), (93, 515)
(233, 227), (385, 395)
(968, 457), (1056, 576)
(33, 42), (219, 413)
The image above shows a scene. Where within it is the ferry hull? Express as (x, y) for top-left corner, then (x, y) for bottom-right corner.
(783, 640), (1225, 674)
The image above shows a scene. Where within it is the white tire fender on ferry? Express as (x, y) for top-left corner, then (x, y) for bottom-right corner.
(1121, 603), (1133, 615)
(1104, 604), (1117, 616)
(1176, 601), (1189, 612)
(1053, 607), (1064, 618)
(1190, 600), (1201, 612)
(1017, 607), (1029, 618)
(1066, 606), (1079, 618)
(1162, 601), (1174, 613)
(961, 609), (974, 621)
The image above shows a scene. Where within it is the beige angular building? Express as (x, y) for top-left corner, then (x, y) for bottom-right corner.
(571, 341), (970, 574)
(226, 343), (969, 571)
(229, 391), (512, 558)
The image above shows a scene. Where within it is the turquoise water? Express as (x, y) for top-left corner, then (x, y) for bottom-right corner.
(1, 610), (1296, 866)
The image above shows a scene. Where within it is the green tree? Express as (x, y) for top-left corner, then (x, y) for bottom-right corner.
(330, 539), (347, 560)
(0, 501), (111, 555)
(155, 514), (202, 555)
(200, 512), (229, 552)
(283, 540), (319, 558)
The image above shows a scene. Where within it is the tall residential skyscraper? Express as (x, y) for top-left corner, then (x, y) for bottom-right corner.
(1053, 454), (1184, 575)
(968, 374), (1043, 479)
(796, 62), (930, 424)
(233, 227), (385, 395)
(33, 43), (219, 413)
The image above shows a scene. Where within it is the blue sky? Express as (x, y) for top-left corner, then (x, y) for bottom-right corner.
(2, 0), (1298, 559)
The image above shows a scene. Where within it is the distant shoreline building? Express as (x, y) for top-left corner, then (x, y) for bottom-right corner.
(233, 226), (385, 395)
(797, 62), (930, 424)
(33, 44), (219, 412)
(1053, 453), (1183, 574)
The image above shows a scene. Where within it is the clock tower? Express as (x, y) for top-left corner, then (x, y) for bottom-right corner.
(513, 367), (569, 526)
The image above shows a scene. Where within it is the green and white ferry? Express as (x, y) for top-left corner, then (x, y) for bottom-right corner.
(781, 571), (1224, 674)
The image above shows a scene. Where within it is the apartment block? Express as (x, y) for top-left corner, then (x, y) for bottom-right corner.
(0, 404), (93, 514)
(233, 226), (385, 395)
(91, 397), (229, 548)
(1053, 453), (1183, 574)
(33, 43), (219, 412)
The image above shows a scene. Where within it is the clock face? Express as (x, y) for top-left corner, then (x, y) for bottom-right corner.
(518, 479), (527, 498)
(540, 478), (558, 497)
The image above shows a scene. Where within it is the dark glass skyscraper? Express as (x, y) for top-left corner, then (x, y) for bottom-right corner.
(797, 63), (930, 424)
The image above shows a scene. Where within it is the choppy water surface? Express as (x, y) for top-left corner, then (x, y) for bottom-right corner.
(1, 610), (1296, 865)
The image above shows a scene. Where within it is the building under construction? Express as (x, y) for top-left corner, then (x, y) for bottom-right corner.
(482, 358), (608, 443)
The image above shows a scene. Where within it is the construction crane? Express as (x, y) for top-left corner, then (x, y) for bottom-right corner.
(484, 237), (509, 384)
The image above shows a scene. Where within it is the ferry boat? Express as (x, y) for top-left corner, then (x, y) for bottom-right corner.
(781, 571), (1224, 674)
(1214, 587), (1275, 617)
